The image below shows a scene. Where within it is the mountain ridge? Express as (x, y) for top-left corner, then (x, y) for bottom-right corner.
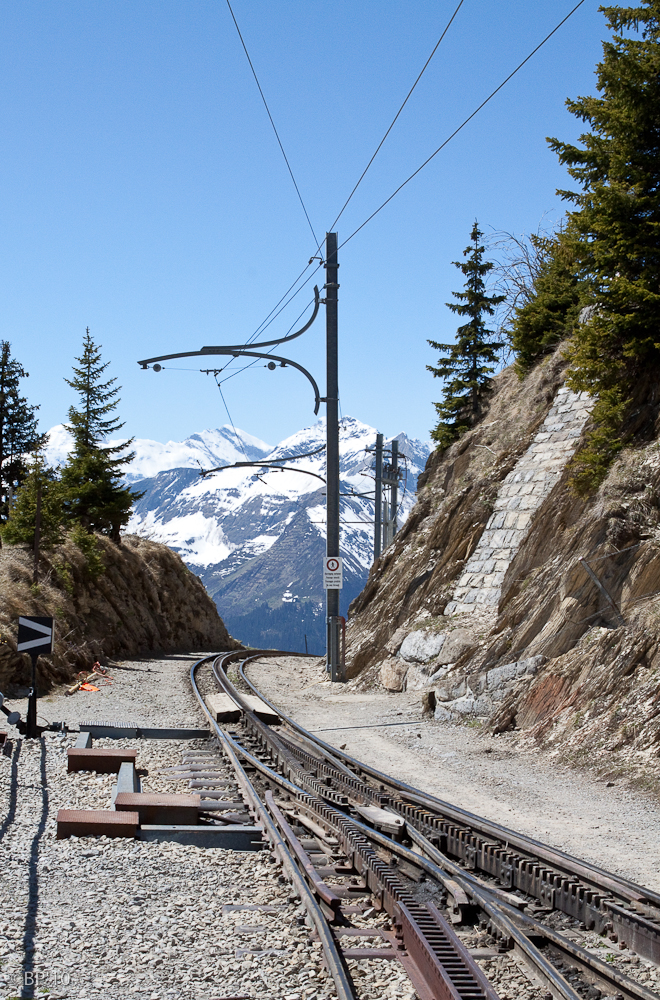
(47, 418), (431, 652)
(45, 423), (272, 483)
(127, 417), (431, 650)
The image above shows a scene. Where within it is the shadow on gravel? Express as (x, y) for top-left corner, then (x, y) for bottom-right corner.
(0, 738), (22, 841)
(105, 663), (155, 672)
(20, 738), (49, 1000)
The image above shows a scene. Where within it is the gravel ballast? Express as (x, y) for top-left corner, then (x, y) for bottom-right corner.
(0, 655), (339, 1000)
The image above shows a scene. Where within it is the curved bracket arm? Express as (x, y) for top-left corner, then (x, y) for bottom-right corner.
(205, 286), (320, 351)
(138, 347), (321, 414)
(261, 444), (326, 463)
(201, 461), (325, 482)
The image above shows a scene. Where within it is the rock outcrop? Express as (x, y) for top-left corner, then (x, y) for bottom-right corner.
(0, 534), (241, 693)
(346, 344), (660, 783)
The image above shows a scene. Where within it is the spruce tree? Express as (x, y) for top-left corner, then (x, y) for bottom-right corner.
(0, 342), (45, 520)
(428, 222), (504, 449)
(61, 329), (140, 542)
(547, 1), (660, 489)
(509, 233), (585, 374)
(1, 452), (64, 548)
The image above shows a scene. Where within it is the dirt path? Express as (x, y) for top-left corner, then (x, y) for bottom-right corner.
(247, 655), (660, 893)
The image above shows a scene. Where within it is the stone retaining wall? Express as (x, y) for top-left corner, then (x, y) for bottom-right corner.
(444, 386), (592, 615)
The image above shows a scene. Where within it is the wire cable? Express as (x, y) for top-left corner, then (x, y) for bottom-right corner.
(251, 0), (465, 337)
(217, 295), (317, 386)
(231, 1), (466, 346)
(244, 260), (324, 347)
(326, 0), (465, 238)
(232, 0), (585, 356)
(338, 0), (587, 252)
(243, 260), (320, 346)
(216, 379), (250, 462)
(225, 0), (319, 247)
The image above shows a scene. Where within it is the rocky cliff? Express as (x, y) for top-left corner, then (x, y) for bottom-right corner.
(0, 534), (241, 694)
(346, 345), (660, 787)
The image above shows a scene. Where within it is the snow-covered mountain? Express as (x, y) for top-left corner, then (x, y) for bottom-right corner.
(46, 418), (431, 653)
(45, 424), (271, 482)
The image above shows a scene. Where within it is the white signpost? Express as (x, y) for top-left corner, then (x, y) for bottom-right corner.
(323, 556), (343, 590)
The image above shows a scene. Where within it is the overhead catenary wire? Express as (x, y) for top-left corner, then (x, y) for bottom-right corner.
(216, 379), (250, 463)
(234, 1), (467, 345)
(161, 2), (589, 512)
(324, 0), (466, 239)
(233, 0), (586, 358)
(244, 259), (322, 347)
(220, 3), (467, 348)
(225, 0), (319, 247)
(338, 0), (587, 253)
(217, 295), (318, 386)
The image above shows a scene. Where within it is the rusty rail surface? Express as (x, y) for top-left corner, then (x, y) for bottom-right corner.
(189, 655), (357, 1000)
(235, 652), (660, 968)
(193, 649), (660, 1000)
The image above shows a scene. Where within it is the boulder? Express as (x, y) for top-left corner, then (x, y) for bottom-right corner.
(405, 664), (435, 691)
(379, 658), (408, 692)
(434, 691), (493, 720)
(434, 703), (454, 722)
(427, 663), (454, 685)
(439, 629), (474, 664)
(399, 627), (473, 665)
(435, 678), (468, 702)
(399, 630), (446, 663)
(450, 692), (493, 716)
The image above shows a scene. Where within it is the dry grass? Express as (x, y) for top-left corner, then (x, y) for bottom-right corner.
(0, 533), (239, 693)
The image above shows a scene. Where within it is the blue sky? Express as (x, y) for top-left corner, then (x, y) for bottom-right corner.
(4, 1), (605, 448)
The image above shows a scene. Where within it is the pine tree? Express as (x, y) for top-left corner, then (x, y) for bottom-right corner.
(1, 452), (64, 549)
(61, 329), (140, 542)
(547, 1), (660, 489)
(0, 342), (45, 520)
(428, 223), (504, 449)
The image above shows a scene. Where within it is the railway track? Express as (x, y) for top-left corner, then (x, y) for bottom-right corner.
(190, 649), (660, 1000)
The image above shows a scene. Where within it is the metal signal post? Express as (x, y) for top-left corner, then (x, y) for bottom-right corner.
(373, 433), (383, 561)
(367, 435), (402, 560)
(324, 233), (342, 682)
(137, 238), (345, 680)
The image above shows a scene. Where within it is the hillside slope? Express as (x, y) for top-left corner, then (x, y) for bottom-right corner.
(346, 345), (660, 786)
(0, 534), (240, 693)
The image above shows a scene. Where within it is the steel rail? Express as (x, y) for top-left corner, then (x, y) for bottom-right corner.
(206, 651), (507, 1000)
(205, 650), (660, 997)
(236, 654), (660, 949)
(188, 654), (357, 1000)
(404, 824), (660, 1000)
(209, 655), (589, 999)
(274, 717), (660, 963)
(342, 814), (660, 1000)
(496, 899), (660, 1000)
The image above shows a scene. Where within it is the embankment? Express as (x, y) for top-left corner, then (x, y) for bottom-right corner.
(0, 533), (241, 693)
